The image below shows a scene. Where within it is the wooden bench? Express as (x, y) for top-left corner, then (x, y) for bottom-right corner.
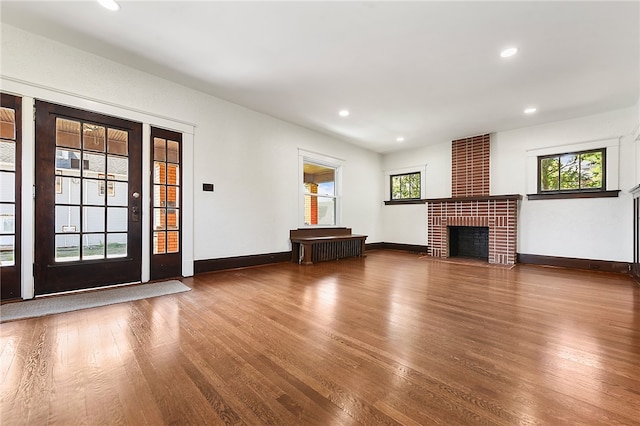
(290, 227), (367, 265)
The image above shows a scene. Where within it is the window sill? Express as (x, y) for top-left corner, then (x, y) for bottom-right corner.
(384, 199), (427, 205)
(527, 190), (620, 200)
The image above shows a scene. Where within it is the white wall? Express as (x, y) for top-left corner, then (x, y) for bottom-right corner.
(382, 107), (639, 261)
(380, 141), (450, 245)
(1, 24), (382, 277)
(194, 103), (382, 258)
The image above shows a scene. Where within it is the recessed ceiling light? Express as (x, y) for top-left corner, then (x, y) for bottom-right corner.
(339, 110), (350, 117)
(396, 137), (405, 142)
(97, 0), (120, 11)
(524, 107), (537, 114)
(500, 47), (518, 58)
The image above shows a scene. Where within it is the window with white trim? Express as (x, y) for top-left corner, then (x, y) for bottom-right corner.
(299, 151), (341, 227)
(384, 165), (426, 204)
(526, 138), (620, 200)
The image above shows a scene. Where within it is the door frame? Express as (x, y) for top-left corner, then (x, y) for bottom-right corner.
(1, 77), (194, 299)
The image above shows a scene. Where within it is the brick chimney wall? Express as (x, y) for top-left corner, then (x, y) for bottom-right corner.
(426, 133), (519, 265)
(452, 134), (490, 197)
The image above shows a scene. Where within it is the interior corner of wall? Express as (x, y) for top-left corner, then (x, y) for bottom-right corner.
(525, 156), (537, 194)
(607, 144), (621, 191)
(633, 123), (640, 142)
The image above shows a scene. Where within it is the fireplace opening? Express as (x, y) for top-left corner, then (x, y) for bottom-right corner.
(448, 226), (489, 260)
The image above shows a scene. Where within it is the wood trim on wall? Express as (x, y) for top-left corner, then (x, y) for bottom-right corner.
(518, 253), (631, 275)
(527, 190), (620, 200)
(365, 243), (386, 251)
(366, 242), (428, 253)
(193, 248), (634, 277)
(632, 264), (640, 283)
(194, 252), (291, 274)
(384, 199), (427, 205)
(384, 196), (524, 205)
(423, 194), (522, 203)
(194, 243), (429, 274)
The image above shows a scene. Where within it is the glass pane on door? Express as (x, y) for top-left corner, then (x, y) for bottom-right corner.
(107, 233), (127, 258)
(167, 209), (179, 230)
(55, 234), (80, 262)
(83, 234), (105, 260)
(107, 207), (127, 232)
(107, 128), (128, 155)
(0, 235), (14, 266)
(55, 205), (80, 232)
(0, 140), (15, 171)
(55, 118), (80, 149)
(0, 172), (15, 202)
(0, 203), (15, 267)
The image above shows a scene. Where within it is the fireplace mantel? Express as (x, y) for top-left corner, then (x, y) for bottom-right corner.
(424, 194), (522, 203)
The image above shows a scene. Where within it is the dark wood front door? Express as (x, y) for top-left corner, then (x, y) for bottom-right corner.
(0, 94), (22, 300)
(34, 101), (142, 295)
(150, 127), (182, 280)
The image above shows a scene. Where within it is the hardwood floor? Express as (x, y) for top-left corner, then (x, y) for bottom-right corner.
(1, 250), (639, 425)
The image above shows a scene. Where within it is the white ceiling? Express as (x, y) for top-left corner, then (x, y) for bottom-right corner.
(2, 1), (639, 153)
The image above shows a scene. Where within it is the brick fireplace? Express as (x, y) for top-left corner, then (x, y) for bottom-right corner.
(426, 134), (521, 265)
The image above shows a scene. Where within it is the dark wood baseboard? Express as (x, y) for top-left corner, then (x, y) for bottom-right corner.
(195, 243), (429, 274)
(518, 253), (631, 275)
(365, 242), (386, 251)
(194, 248), (632, 277)
(195, 252), (291, 274)
(631, 263), (640, 283)
(367, 242), (428, 253)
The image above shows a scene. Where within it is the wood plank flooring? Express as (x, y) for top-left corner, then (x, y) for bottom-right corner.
(1, 250), (639, 425)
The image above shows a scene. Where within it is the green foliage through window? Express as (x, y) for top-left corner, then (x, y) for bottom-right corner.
(539, 149), (604, 192)
(391, 172), (421, 200)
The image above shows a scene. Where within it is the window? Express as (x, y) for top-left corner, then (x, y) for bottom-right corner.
(538, 149), (605, 193)
(299, 150), (342, 227)
(391, 172), (421, 200)
(303, 161), (336, 226)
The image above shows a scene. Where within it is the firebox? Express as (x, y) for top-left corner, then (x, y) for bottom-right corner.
(448, 226), (489, 260)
